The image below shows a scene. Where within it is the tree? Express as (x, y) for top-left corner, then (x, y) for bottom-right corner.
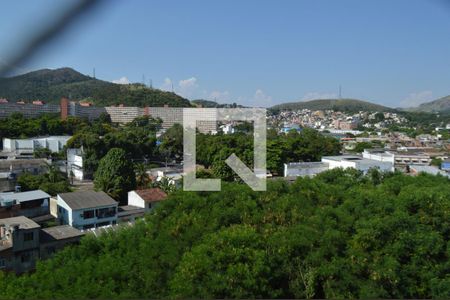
(352, 141), (373, 153)
(159, 124), (183, 163)
(94, 148), (136, 203)
(2, 170), (450, 299)
(135, 163), (151, 189)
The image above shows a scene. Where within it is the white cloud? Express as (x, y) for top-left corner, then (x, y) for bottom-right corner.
(301, 92), (338, 101)
(252, 89), (272, 107)
(177, 77), (198, 97)
(400, 90), (433, 108)
(179, 77), (198, 89)
(160, 77), (173, 92)
(112, 77), (130, 84)
(208, 90), (230, 102)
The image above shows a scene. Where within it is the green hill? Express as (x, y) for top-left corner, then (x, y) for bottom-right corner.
(0, 68), (192, 107)
(270, 98), (394, 112)
(191, 99), (245, 108)
(409, 96), (450, 113)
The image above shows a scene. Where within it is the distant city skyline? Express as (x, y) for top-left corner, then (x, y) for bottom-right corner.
(1, 0), (450, 107)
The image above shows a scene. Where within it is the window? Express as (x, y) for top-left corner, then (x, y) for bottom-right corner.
(23, 232), (34, 242)
(96, 207), (116, 219)
(0, 259), (5, 268)
(83, 210), (95, 219)
(21, 253), (31, 263)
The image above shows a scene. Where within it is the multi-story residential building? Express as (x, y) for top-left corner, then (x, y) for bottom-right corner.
(0, 216), (84, 273)
(105, 106), (143, 123)
(2, 98), (218, 134)
(0, 190), (50, 219)
(56, 191), (118, 231)
(0, 101), (60, 119)
(39, 225), (85, 260)
(0, 216), (41, 273)
(0, 159), (49, 192)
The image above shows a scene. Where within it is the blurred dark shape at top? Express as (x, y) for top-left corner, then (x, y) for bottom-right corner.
(0, 0), (103, 78)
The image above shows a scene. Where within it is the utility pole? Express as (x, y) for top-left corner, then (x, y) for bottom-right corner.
(339, 85), (342, 99)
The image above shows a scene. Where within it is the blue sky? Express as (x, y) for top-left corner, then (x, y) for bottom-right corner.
(1, 0), (450, 107)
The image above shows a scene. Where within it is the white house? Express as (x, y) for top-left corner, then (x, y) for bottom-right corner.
(127, 188), (167, 212)
(56, 191), (118, 231)
(220, 123), (235, 134)
(67, 148), (84, 180)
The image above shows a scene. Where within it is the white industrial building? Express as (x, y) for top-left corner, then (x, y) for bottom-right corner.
(284, 154), (394, 178)
(362, 148), (431, 166)
(362, 149), (395, 164)
(321, 155), (394, 173)
(2, 136), (71, 155)
(284, 162), (330, 177)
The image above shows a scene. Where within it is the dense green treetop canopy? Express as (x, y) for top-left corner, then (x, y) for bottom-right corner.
(94, 148), (137, 203)
(1, 170), (449, 299)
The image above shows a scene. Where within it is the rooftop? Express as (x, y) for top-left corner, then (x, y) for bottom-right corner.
(0, 190), (50, 203)
(135, 188), (168, 203)
(0, 159), (48, 170)
(58, 191), (118, 210)
(40, 225), (84, 242)
(117, 205), (145, 218)
(285, 162), (329, 169)
(322, 155), (363, 162)
(0, 216), (40, 230)
(410, 165), (450, 177)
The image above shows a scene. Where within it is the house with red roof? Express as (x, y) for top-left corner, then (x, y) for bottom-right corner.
(127, 188), (167, 212)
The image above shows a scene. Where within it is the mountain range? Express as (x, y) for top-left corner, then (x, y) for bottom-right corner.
(0, 68), (191, 107)
(270, 98), (395, 112)
(1, 67), (450, 112)
(404, 95), (450, 113)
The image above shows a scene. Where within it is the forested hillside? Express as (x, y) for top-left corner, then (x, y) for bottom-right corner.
(410, 96), (450, 113)
(271, 98), (394, 112)
(1, 170), (449, 299)
(191, 99), (245, 108)
(0, 68), (191, 107)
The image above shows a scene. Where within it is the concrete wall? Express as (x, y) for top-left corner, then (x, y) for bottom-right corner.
(127, 191), (150, 211)
(67, 148), (84, 180)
